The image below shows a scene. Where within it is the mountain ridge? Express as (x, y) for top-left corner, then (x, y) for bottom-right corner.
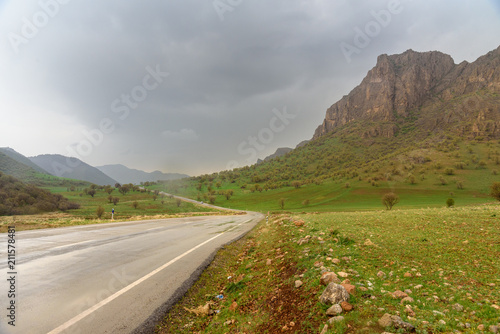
(29, 154), (117, 186)
(313, 46), (500, 140)
(96, 164), (188, 184)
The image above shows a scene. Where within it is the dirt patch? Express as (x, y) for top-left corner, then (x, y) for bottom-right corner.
(256, 261), (321, 334)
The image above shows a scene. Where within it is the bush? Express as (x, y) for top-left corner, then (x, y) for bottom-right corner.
(382, 192), (399, 210)
(444, 168), (454, 175)
(491, 182), (500, 202)
(302, 199), (310, 206)
(132, 201), (139, 209)
(96, 206), (105, 218)
(279, 198), (286, 210)
(446, 198), (455, 208)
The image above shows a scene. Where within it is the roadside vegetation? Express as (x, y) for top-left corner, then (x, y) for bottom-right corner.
(156, 205), (500, 333)
(0, 171), (80, 217)
(0, 182), (224, 232)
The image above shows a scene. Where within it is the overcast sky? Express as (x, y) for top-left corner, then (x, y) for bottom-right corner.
(1, 0), (500, 175)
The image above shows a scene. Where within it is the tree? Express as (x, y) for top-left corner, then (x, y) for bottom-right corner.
(491, 182), (500, 202)
(279, 198), (286, 210)
(112, 197), (120, 205)
(119, 185), (130, 195)
(225, 189), (234, 200)
(446, 198), (455, 208)
(107, 195), (113, 203)
(96, 206), (105, 219)
(87, 189), (96, 197)
(291, 181), (302, 189)
(132, 201), (139, 209)
(382, 192), (399, 210)
(176, 198), (182, 207)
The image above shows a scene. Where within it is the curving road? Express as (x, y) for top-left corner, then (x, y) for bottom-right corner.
(0, 209), (263, 334)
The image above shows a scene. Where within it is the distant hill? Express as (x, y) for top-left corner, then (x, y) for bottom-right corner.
(257, 147), (293, 164)
(0, 151), (43, 182)
(96, 164), (188, 184)
(0, 147), (49, 174)
(30, 154), (117, 186)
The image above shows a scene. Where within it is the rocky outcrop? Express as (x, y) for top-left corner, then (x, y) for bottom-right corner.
(313, 46), (500, 139)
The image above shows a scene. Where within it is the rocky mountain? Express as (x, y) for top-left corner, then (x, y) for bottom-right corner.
(314, 46), (500, 140)
(30, 154), (117, 186)
(96, 164), (188, 184)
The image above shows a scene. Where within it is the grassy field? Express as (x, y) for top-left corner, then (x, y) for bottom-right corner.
(156, 205), (500, 333)
(150, 176), (494, 214)
(0, 187), (224, 232)
(150, 139), (500, 213)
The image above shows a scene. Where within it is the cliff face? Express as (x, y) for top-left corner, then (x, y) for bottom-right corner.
(313, 46), (500, 139)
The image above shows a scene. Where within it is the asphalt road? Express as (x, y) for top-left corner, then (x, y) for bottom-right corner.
(0, 211), (263, 334)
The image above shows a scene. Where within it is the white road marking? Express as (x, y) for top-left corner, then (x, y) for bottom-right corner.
(47, 218), (251, 334)
(52, 240), (93, 250)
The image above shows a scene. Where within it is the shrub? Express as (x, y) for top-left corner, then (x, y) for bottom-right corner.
(444, 168), (454, 175)
(132, 201), (139, 209)
(302, 199), (310, 206)
(96, 206), (105, 218)
(382, 192), (399, 210)
(176, 198), (182, 207)
(446, 198), (455, 208)
(456, 181), (464, 190)
(439, 176), (447, 185)
(279, 198), (286, 210)
(491, 182), (500, 202)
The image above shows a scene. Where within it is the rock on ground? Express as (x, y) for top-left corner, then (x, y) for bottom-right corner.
(326, 304), (343, 316)
(320, 283), (350, 305)
(320, 272), (340, 285)
(378, 313), (415, 332)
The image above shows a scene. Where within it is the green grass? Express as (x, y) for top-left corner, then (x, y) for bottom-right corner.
(0, 187), (225, 232)
(152, 139), (500, 213)
(156, 205), (500, 333)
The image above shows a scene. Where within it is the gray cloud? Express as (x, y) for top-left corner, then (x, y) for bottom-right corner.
(1, 0), (500, 175)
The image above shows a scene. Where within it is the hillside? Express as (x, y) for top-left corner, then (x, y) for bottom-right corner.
(96, 164), (188, 184)
(0, 151), (45, 183)
(0, 171), (80, 215)
(0, 147), (49, 174)
(156, 46), (500, 211)
(30, 154), (117, 186)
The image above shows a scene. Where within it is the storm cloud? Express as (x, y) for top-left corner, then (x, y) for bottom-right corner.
(1, 0), (499, 175)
